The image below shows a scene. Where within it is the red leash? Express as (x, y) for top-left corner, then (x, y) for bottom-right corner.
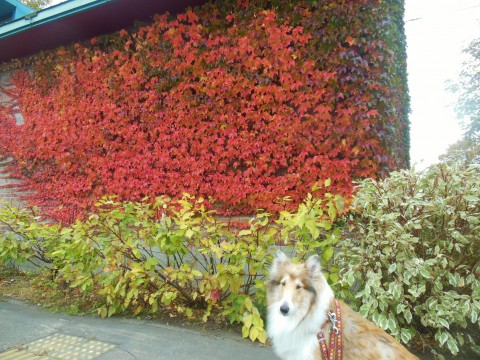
(316, 299), (343, 360)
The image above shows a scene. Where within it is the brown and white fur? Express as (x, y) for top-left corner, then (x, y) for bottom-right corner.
(267, 251), (419, 360)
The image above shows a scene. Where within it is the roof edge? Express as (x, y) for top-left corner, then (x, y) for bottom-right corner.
(9, 0), (35, 16)
(0, 0), (113, 39)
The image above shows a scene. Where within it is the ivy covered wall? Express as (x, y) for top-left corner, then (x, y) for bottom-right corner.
(0, 0), (409, 223)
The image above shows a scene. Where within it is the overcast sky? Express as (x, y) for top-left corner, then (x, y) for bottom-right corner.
(405, 0), (480, 168)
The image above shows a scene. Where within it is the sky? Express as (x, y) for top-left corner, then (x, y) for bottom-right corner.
(405, 0), (480, 168)
(48, 0), (480, 168)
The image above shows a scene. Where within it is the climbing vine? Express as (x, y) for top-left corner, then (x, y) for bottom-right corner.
(0, 0), (409, 223)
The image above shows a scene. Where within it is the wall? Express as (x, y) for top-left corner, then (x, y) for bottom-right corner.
(0, 70), (25, 205)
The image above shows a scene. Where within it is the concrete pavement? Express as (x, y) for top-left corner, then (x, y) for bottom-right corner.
(0, 299), (278, 359)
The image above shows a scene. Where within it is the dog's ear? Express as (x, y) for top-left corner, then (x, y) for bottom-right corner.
(306, 254), (322, 276)
(270, 250), (289, 277)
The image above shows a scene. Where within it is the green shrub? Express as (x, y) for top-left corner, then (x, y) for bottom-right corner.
(0, 184), (343, 343)
(0, 203), (59, 268)
(337, 164), (480, 357)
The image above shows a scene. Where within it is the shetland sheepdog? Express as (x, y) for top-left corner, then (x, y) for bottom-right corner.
(267, 251), (419, 360)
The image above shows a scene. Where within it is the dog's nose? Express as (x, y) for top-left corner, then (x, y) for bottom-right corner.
(280, 303), (289, 316)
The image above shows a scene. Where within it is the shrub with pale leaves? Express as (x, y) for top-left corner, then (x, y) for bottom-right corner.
(337, 164), (480, 358)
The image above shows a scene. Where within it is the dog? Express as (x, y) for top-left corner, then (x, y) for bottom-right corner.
(267, 251), (419, 360)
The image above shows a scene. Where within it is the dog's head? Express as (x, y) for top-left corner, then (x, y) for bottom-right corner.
(267, 251), (327, 327)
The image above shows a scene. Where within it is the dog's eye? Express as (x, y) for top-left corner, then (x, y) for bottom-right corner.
(281, 281), (286, 286)
(296, 284), (302, 290)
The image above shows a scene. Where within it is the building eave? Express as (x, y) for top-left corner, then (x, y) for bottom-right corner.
(0, 0), (207, 64)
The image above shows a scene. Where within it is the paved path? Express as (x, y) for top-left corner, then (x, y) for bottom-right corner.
(0, 300), (278, 360)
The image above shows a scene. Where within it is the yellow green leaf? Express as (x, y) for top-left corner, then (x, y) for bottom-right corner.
(244, 297), (253, 311)
(249, 326), (259, 342)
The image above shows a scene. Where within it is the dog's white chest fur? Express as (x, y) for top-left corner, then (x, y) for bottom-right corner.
(269, 328), (320, 360)
(267, 296), (333, 360)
